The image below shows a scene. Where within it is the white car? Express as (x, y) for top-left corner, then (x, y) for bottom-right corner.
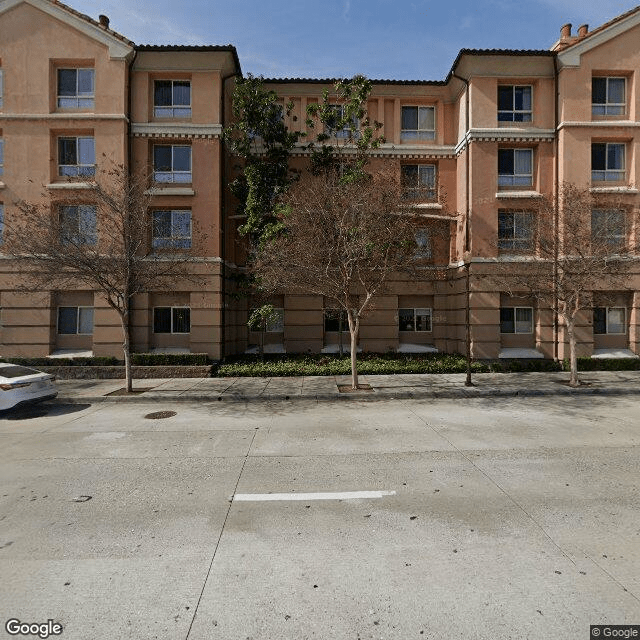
(0, 363), (57, 411)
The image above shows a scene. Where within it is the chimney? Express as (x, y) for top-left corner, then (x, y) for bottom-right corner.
(560, 23), (572, 39)
(577, 24), (588, 37)
(98, 14), (110, 29)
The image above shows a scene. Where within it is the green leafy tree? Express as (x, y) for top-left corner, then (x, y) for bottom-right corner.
(225, 74), (301, 242)
(305, 74), (384, 181)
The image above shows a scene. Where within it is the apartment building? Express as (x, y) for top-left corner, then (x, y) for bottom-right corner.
(1, 0), (639, 360)
(0, 0), (239, 358)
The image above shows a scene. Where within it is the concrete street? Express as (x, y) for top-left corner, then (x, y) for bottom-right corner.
(0, 395), (638, 639)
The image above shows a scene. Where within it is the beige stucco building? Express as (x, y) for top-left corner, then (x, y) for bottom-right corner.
(1, 0), (640, 360)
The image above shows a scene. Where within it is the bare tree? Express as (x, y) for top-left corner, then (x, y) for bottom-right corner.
(252, 169), (445, 389)
(493, 182), (638, 386)
(4, 161), (205, 392)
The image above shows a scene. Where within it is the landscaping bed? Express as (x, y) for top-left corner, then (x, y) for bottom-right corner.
(0, 354), (212, 379)
(215, 353), (563, 377)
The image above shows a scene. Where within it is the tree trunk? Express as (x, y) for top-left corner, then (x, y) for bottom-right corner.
(120, 310), (133, 393)
(566, 317), (579, 387)
(347, 310), (359, 390)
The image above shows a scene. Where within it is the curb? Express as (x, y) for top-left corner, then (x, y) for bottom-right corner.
(51, 385), (640, 405)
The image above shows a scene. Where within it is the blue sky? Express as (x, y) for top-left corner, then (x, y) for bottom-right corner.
(81, 0), (635, 80)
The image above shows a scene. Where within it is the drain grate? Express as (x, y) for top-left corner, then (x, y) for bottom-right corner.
(144, 410), (177, 420)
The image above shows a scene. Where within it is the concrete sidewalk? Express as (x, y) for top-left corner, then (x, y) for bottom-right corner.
(52, 370), (640, 403)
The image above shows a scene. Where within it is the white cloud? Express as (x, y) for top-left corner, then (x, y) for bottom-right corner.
(343, 0), (351, 22)
(88, 0), (207, 45)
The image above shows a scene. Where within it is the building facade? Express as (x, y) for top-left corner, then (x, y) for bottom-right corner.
(1, 0), (639, 360)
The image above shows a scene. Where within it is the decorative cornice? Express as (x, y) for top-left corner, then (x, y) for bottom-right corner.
(46, 182), (94, 190)
(590, 186), (638, 194)
(558, 120), (640, 130)
(557, 10), (640, 68)
(495, 190), (543, 199)
(131, 123), (223, 139)
(455, 128), (555, 155)
(145, 187), (195, 196)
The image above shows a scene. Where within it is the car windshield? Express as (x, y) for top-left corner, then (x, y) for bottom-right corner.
(0, 365), (42, 379)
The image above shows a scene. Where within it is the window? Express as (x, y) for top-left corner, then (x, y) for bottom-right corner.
(0, 203), (4, 242)
(58, 137), (95, 177)
(153, 145), (191, 183)
(498, 149), (533, 187)
(60, 205), (97, 245)
(152, 210), (191, 249)
(0, 138), (3, 176)
(500, 307), (533, 334)
(414, 229), (432, 259)
(57, 306), (94, 335)
(401, 106), (435, 141)
(325, 104), (358, 139)
(498, 210), (533, 252)
(401, 164), (436, 201)
(0, 69), (3, 109)
(592, 209), (625, 249)
(592, 143), (625, 182)
(592, 77), (625, 116)
(249, 307), (284, 332)
(153, 307), (191, 334)
(324, 309), (348, 332)
(594, 307), (626, 334)
(498, 86), (532, 122)
(57, 69), (94, 109)
(154, 80), (191, 118)
(399, 308), (432, 332)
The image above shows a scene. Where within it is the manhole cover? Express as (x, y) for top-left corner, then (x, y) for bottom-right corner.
(144, 411), (177, 420)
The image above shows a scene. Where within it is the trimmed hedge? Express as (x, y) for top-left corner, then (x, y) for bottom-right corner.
(2, 356), (120, 367)
(564, 357), (640, 371)
(1, 353), (210, 367)
(130, 353), (209, 366)
(215, 353), (563, 377)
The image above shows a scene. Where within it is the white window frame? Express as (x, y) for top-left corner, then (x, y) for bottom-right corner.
(592, 77), (626, 116)
(0, 69), (3, 109)
(60, 204), (97, 246)
(398, 308), (432, 332)
(414, 229), (432, 259)
(153, 80), (192, 118)
(401, 106), (436, 141)
(57, 68), (95, 109)
(324, 308), (349, 333)
(591, 142), (625, 182)
(249, 307), (284, 333)
(402, 164), (437, 201)
(591, 208), (625, 249)
(594, 307), (626, 335)
(153, 306), (191, 334)
(498, 85), (532, 122)
(0, 138), (3, 176)
(153, 144), (192, 183)
(498, 210), (533, 252)
(58, 136), (96, 177)
(325, 104), (359, 139)
(500, 307), (533, 334)
(57, 306), (94, 335)
(498, 148), (533, 187)
(152, 209), (192, 249)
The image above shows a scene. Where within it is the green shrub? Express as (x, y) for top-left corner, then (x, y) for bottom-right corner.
(2, 356), (120, 367)
(130, 353), (209, 366)
(0, 353), (210, 367)
(563, 357), (640, 372)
